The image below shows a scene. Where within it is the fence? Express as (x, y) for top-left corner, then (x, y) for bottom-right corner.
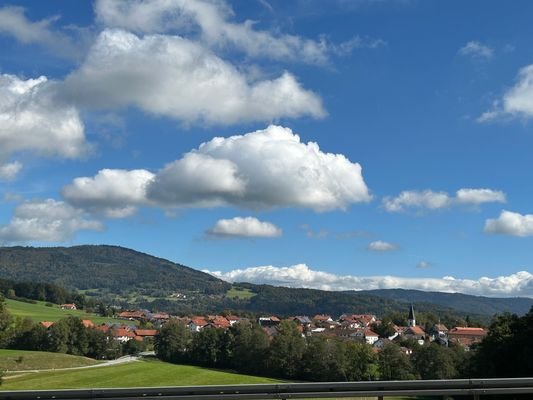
(1, 378), (533, 400)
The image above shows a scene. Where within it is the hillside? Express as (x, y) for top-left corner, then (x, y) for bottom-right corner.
(0, 245), (229, 295)
(5, 298), (128, 325)
(356, 288), (533, 316)
(0, 245), (530, 319)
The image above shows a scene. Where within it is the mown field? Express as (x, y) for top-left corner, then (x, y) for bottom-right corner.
(0, 349), (99, 371)
(1, 358), (281, 390)
(5, 299), (131, 325)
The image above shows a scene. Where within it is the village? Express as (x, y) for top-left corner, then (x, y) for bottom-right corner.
(46, 303), (488, 353)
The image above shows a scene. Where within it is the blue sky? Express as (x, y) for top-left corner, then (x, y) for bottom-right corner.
(1, 0), (533, 297)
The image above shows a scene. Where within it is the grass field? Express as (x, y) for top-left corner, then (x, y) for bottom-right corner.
(5, 299), (132, 325)
(226, 287), (256, 300)
(1, 359), (281, 390)
(0, 349), (99, 371)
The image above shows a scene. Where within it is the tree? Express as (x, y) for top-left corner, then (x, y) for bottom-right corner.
(345, 342), (380, 381)
(229, 322), (269, 374)
(268, 320), (305, 379)
(155, 320), (191, 363)
(191, 328), (223, 367)
(49, 317), (89, 355)
(469, 307), (533, 378)
(378, 343), (415, 380)
(411, 343), (457, 380)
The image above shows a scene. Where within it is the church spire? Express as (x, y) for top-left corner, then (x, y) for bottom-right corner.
(408, 304), (416, 327)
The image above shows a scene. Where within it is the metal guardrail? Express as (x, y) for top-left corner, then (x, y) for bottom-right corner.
(1, 378), (533, 400)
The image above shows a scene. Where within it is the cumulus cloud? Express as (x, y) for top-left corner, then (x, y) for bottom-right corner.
(0, 6), (86, 60)
(62, 169), (155, 218)
(206, 264), (533, 297)
(458, 41), (494, 60)
(485, 210), (533, 237)
(94, 0), (375, 64)
(148, 125), (371, 210)
(64, 125), (371, 214)
(0, 199), (103, 244)
(368, 240), (398, 252)
(479, 64), (533, 121)
(0, 161), (22, 181)
(383, 188), (505, 212)
(206, 216), (282, 238)
(0, 74), (88, 163)
(383, 190), (451, 212)
(456, 188), (506, 204)
(62, 29), (325, 125)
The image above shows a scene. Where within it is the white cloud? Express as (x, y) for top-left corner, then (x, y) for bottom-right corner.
(417, 261), (431, 269)
(0, 74), (88, 163)
(501, 65), (533, 118)
(206, 264), (533, 297)
(458, 41), (494, 60)
(62, 29), (325, 125)
(485, 210), (533, 237)
(0, 6), (85, 60)
(383, 188), (505, 213)
(62, 169), (155, 218)
(0, 161), (22, 181)
(94, 0), (373, 64)
(455, 188), (506, 204)
(368, 240), (398, 252)
(383, 190), (451, 212)
(65, 125), (371, 214)
(0, 199), (103, 244)
(147, 125), (371, 210)
(206, 216), (282, 238)
(479, 64), (533, 121)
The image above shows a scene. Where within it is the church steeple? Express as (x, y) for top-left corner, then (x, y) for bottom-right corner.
(408, 304), (416, 327)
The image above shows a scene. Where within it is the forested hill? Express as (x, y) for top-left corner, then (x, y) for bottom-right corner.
(0, 245), (229, 294)
(356, 288), (533, 316)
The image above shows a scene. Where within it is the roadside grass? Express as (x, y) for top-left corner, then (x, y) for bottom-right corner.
(226, 287), (256, 300)
(0, 349), (99, 371)
(5, 298), (133, 325)
(0, 359), (281, 390)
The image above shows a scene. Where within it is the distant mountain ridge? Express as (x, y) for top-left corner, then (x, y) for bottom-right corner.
(356, 288), (533, 316)
(0, 245), (229, 294)
(0, 245), (531, 317)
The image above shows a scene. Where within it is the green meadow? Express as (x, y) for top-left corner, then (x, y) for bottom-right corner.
(0, 349), (99, 371)
(5, 299), (130, 325)
(1, 358), (280, 390)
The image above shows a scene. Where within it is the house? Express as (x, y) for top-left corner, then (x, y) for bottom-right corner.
(151, 312), (170, 322)
(206, 315), (231, 329)
(364, 329), (379, 345)
(82, 319), (95, 328)
(60, 303), (77, 310)
(189, 316), (208, 332)
(448, 327), (488, 348)
(313, 314), (333, 323)
(226, 315), (240, 326)
(258, 316), (281, 327)
(118, 310), (148, 321)
(40, 321), (54, 329)
(134, 329), (158, 341)
(403, 326), (426, 345)
(429, 323), (449, 341)
(112, 327), (136, 343)
(292, 316), (312, 327)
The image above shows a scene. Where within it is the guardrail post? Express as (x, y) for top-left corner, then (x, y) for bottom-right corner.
(473, 394), (480, 400)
